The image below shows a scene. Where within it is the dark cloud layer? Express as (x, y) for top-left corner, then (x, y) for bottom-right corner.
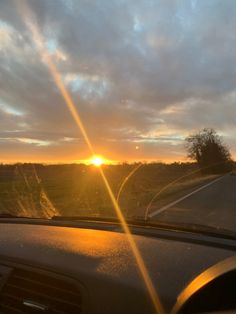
(0, 0), (236, 162)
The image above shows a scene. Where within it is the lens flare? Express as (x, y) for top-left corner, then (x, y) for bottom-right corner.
(18, 2), (165, 313)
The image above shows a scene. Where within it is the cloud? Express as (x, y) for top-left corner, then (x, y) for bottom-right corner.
(0, 0), (236, 162)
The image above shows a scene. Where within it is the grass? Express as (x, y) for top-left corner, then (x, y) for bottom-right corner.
(0, 163), (218, 219)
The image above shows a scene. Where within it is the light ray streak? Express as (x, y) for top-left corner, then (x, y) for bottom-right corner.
(144, 160), (231, 220)
(18, 1), (165, 313)
(116, 163), (143, 203)
(32, 164), (58, 218)
(98, 167), (164, 314)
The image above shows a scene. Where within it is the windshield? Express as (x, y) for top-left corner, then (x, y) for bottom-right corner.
(0, 0), (235, 235)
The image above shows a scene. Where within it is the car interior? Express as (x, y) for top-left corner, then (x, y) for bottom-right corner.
(0, 218), (235, 314)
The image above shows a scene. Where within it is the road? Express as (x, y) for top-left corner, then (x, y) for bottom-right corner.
(149, 174), (236, 232)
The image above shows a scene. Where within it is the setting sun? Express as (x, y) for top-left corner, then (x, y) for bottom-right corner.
(90, 156), (104, 167)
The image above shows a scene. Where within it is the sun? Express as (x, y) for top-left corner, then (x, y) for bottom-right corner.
(90, 156), (104, 167)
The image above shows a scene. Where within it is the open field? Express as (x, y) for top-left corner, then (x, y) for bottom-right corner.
(0, 163), (220, 219)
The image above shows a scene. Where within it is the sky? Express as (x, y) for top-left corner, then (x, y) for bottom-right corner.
(0, 0), (236, 163)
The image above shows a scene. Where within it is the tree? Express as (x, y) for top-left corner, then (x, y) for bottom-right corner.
(185, 128), (232, 174)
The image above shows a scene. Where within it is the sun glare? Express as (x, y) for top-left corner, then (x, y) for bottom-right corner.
(19, 2), (165, 311)
(90, 156), (104, 167)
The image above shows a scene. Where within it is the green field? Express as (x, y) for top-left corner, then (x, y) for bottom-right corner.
(0, 163), (216, 219)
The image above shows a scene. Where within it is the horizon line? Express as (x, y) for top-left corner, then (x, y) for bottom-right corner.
(0, 160), (200, 166)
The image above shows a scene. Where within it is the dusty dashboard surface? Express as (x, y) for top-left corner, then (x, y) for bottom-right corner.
(0, 223), (235, 313)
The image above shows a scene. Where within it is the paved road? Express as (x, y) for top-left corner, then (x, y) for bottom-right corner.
(150, 174), (236, 232)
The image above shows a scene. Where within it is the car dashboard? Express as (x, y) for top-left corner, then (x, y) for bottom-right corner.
(0, 220), (235, 314)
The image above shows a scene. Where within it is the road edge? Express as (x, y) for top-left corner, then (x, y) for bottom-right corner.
(149, 174), (227, 218)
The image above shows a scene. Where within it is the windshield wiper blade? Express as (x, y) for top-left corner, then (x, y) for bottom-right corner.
(137, 218), (236, 240)
(0, 212), (39, 219)
(51, 215), (119, 223)
(0, 213), (21, 218)
(51, 215), (236, 240)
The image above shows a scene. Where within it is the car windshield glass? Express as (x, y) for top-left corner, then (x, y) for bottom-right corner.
(0, 1), (235, 235)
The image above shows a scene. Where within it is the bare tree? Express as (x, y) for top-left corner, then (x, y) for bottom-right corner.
(185, 128), (232, 174)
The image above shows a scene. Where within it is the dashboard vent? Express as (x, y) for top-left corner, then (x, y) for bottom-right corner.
(0, 268), (82, 314)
